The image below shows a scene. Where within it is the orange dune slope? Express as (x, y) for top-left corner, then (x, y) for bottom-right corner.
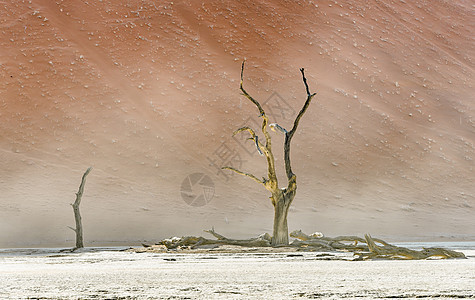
(0, 0), (473, 246)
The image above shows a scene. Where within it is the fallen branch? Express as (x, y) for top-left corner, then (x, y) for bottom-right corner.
(357, 234), (466, 260)
(151, 229), (466, 260)
(159, 229), (271, 250)
(290, 230), (465, 260)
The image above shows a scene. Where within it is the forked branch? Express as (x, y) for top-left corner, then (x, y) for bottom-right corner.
(236, 60), (278, 187)
(233, 126), (265, 155)
(225, 62), (316, 191)
(284, 68), (316, 182)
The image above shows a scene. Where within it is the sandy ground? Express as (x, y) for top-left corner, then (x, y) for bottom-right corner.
(0, 0), (474, 247)
(0, 245), (474, 299)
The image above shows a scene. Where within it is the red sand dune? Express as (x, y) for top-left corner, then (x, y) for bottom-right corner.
(0, 0), (473, 247)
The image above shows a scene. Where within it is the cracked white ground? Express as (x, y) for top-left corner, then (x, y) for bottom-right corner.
(1, 245), (474, 299)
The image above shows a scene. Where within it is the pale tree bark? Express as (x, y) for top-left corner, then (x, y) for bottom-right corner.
(68, 167), (92, 249)
(223, 61), (316, 246)
(152, 229), (466, 260)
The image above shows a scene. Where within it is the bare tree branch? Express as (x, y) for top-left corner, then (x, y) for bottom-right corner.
(284, 68), (316, 182)
(74, 167), (92, 207)
(288, 68), (317, 137)
(233, 126), (257, 137)
(269, 123), (287, 133)
(204, 227), (228, 240)
(254, 136), (263, 155)
(239, 61), (278, 188)
(233, 126), (265, 155)
(300, 68), (314, 97)
(221, 166), (265, 186)
(240, 60), (265, 116)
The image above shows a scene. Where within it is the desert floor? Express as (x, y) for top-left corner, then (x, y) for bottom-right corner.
(1, 243), (474, 299)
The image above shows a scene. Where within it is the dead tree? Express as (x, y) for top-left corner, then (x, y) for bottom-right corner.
(68, 167), (92, 249)
(223, 61), (316, 246)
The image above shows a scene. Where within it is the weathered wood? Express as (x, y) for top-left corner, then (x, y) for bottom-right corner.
(221, 167), (265, 186)
(290, 230), (390, 247)
(359, 234), (466, 260)
(272, 191), (291, 245)
(159, 229), (271, 249)
(223, 61), (315, 246)
(290, 230), (465, 260)
(69, 167), (92, 249)
(204, 227), (227, 240)
(284, 68), (316, 182)
(290, 239), (335, 250)
(153, 229), (465, 260)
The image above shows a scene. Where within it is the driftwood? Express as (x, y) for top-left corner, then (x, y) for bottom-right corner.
(359, 234), (466, 260)
(289, 230), (465, 260)
(289, 230), (390, 251)
(155, 229), (465, 260)
(159, 228), (271, 250)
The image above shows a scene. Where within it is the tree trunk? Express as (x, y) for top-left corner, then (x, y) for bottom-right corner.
(72, 199), (84, 249)
(271, 192), (294, 246)
(69, 167), (92, 249)
(223, 62), (315, 247)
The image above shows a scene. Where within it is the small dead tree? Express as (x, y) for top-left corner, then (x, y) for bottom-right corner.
(223, 61), (316, 246)
(68, 167), (92, 249)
